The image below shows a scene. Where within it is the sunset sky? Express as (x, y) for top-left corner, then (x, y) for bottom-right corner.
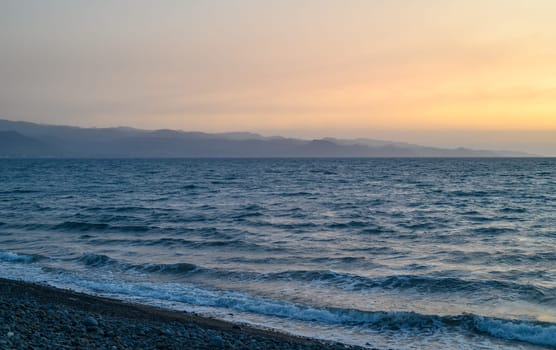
(1, 1), (556, 154)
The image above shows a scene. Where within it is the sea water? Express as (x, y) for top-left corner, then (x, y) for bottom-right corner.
(0, 158), (555, 349)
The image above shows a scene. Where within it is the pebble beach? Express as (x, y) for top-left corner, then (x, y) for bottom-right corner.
(0, 278), (371, 350)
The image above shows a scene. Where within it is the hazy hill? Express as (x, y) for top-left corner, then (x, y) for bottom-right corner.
(0, 131), (58, 156)
(0, 119), (532, 158)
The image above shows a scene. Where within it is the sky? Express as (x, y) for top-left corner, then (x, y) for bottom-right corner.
(1, 0), (556, 155)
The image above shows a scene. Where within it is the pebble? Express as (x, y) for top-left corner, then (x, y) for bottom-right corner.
(83, 316), (99, 327)
(210, 335), (224, 347)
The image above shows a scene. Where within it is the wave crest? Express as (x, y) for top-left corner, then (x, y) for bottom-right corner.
(0, 251), (40, 263)
(55, 277), (556, 348)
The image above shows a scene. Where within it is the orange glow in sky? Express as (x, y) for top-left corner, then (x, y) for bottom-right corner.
(2, 0), (556, 153)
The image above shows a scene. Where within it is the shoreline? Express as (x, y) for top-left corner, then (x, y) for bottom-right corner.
(0, 277), (371, 349)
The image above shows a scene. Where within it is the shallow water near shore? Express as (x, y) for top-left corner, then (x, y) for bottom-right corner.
(1, 158), (555, 349)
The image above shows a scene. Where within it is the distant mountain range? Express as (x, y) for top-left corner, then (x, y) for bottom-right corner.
(0, 119), (532, 158)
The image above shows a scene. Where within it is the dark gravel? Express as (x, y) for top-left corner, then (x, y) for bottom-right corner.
(0, 278), (375, 350)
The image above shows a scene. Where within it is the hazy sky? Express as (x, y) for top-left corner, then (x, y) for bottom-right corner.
(2, 1), (556, 154)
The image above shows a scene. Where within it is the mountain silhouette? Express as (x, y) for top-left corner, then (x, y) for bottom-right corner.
(0, 119), (531, 158)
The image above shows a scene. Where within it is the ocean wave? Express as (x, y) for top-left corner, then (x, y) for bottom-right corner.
(474, 317), (556, 348)
(281, 191), (313, 197)
(328, 221), (370, 229)
(399, 222), (440, 230)
(3, 223), (50, 231)
(54, 222), (110, 231)
(262, 271), (553, 301)
(499, 207), (527, 214)
(53, 221), (151, 233)
(0, 251), (41, 263)
(0, 189), (40, 194)
(440, 250), (556, 266)
(182, 184), (198, 190)
(77, 253), (118, 267)
(12, 249), (554, 304)
(251, 221), (319, 230)
(359, 227), (393, 235)
(492, 252), (556, 265)
(145, 237), (271, 250)
(224, 204), (266, 219)
(140, 262), (198, 274)
(74, 253), (199, 276)
(85, 236), (277, 251)
(51, 276), (556, 348)
(471, 227), (518, 235)
(99, 206), (154, 213)
(450, 190), (492, 197)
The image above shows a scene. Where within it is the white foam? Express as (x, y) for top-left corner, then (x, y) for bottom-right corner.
(1, 262), (555, 349)
(0, 251), (35, 263)
(475, 317), (556, 348)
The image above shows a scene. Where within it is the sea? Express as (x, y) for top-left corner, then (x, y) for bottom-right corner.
(0, 158), (555, 349)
